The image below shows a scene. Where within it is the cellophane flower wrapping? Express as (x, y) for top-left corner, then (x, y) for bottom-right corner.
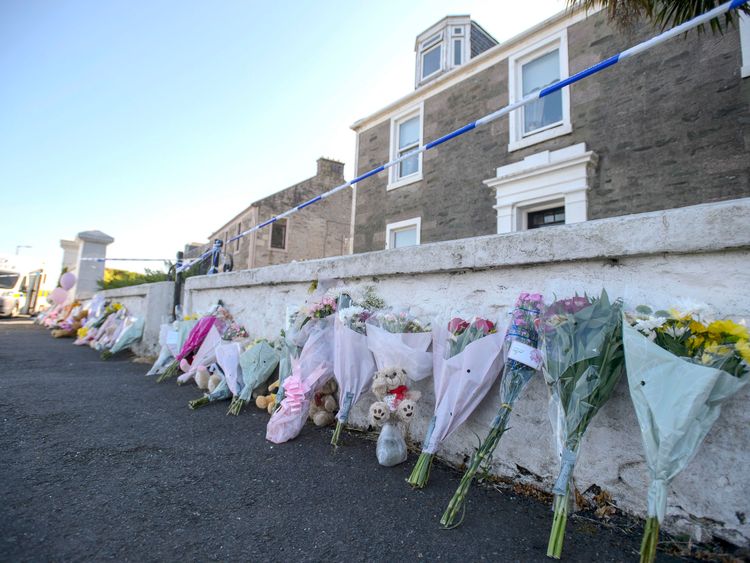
(237, 340), (280, 403)
(147, 323), (176, 376)
(176, 326), (223, 385)
(441, 292), (544, 527)
(623, 307), (749, 563)
(266, 316), (334, 444)
(107, 316), (144, 355)
(366, 310), (432, 381)
(215, 341), (244, 397)
(543, 290), (625, 559)
(275, 308), (307, 407)
(331, 307), (377, 445)
(407, 316), (505, 488)
(425, 317), (505, 454)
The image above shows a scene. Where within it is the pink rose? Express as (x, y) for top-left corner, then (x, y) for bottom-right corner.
(473, 318), (495, 334)
(448, 317), (469, 334)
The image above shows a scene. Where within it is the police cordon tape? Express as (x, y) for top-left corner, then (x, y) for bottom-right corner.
(83, 1), (750, 276)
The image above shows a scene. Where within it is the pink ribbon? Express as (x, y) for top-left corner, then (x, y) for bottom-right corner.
(282, 374), (307, 414)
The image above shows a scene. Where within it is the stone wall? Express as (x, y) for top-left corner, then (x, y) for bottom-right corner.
(182, 198), (750, 546)
(352, 10), (750, 253)
(204, 158), (351, 270)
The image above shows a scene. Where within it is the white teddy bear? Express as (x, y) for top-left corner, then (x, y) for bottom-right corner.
(368, 367), (421, 427)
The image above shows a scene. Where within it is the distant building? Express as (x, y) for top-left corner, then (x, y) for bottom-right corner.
(350, 8), (750, 252)
(190, 158), (351, 271)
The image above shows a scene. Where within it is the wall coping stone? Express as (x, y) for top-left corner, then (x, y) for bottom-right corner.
(186, 198), (750, 292)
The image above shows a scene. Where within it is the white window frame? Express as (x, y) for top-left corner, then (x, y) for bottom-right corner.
(385, 217), (421, 250)
(268, 217), (289, 252)
(420, 43), (443, 81)
(740, 13), (750, 79)
(388, 103), (424, 190)
(508, 29), (572, 153)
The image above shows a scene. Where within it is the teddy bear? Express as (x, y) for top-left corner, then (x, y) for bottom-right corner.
(309, 378), (338, 427)
(368, 367), (421, 427)
(255, 380), (280, 414)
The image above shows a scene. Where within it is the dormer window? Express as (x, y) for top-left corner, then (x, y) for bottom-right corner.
(420, 33), (443, 80)
(414, 16), (497, 89)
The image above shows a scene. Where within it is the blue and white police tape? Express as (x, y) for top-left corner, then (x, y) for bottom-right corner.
(177, 0), (748, 274)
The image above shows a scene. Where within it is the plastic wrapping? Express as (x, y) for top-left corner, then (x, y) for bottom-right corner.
(623, 321), (749, 521)
(176, 326), (223, 385)
(543, 292), (625, 493)
(543, 290), (625, 559)
(376, 422), (408, 466)
(266, 316), (335, 443)
(108, 316), (144, 355)
(422, 319), (505, 454)
(176, 316), (217, 361)
(236, 340), (280, 403)
(333, 313), (376, 424)
(215, 341), (243, 396)
(366, 311), (432, 381)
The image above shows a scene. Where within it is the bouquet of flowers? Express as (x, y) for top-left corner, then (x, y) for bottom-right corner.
(330, 306), (377, 446)
(176, 325), (223, 385)
(188, 365), (232, 410)
(366, 310), (433, 380)
(91, 306), (128, 352)
(227, 339), (280, 415)
(441, 292), (544, 527)
(543, 290), (625, 559)
(146, 323), (176, 376)
(274, 309), (307, 408)
(623, 306), (749, 563)
(407, 316), (505, 488)
(266, 315), (335, 443)
(101, 316), (144, 359)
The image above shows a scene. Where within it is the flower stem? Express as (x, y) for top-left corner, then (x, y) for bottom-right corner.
(547, 491), (569, 559)
(441, 408), (510, 528)
(188, 396), (209, 410)
(156, 360), (179, 383)
(227, 396), (245, 416)
(331, 419), (345, 447)
(406, 452), (434, 488)
(640, 516), (659, 563)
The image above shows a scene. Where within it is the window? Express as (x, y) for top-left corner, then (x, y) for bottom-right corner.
(422, 44), (442, 79)
(270, 219), (287, 250)
(522, 50), (562, 134)
(508, 30), (571, 152)
(527, 206), (565, 229)
(386, 217), (421, 249)
(389, 105), (423, 189)
(453, 39), (463, 66)
(235, 223), (241, 252)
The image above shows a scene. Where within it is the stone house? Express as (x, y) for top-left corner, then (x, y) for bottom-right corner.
(350, 8), (750, 252)
(193, 157), (351, 271)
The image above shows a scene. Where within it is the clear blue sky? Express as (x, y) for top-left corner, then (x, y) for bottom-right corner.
(0, 0), (565, 272)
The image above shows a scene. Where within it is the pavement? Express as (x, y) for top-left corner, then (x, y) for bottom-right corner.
(0, 319), (689, 562)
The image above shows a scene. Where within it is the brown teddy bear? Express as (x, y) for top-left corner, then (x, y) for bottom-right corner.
(309, 378), (338, 427)
(368, 367), (421, 427)
(255, 380), (280, 414)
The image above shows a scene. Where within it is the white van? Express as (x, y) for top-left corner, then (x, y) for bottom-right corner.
(0, 270), (27, 316)
(0, 255), (47, 317)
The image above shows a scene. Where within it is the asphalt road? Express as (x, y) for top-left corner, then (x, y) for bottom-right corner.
(0, 320), (686, 562)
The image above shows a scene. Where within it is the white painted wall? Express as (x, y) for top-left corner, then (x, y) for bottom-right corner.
(183, 198), (750, 546)
(88, 281), (174, 356)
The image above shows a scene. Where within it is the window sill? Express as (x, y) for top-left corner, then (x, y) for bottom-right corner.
(508, 122), (572, 153)
(387, 173), (423, 191)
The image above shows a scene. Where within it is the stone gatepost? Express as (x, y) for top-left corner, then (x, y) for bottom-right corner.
(70, 230), (115, 300)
